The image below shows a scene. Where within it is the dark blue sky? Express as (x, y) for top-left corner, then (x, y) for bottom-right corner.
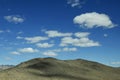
(0, 0), (120, 67)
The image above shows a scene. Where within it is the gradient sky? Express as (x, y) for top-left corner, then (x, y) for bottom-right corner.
(0, 0), (120, 67)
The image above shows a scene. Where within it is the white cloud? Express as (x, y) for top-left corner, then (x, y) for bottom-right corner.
(18, 47), (39, 53)
(60, 37), (100, 47)
(67, 0), (81, 7)
(74, 32), (90, 38)
(36, 43), (54, 48)
(24, 36), (48, 43)
(4, 15), (24, 24)
(45, 30), (72, 37)
(11, 48), (39, 55)
(63, 47), (77, 52)
(73, 12), (115, 28)
(104, 34), (108, 37)
(16, 36), (23, 39)
(43, 51), (57, 57)
(111, 62), (120, 65)
(11, 51), (20, 55)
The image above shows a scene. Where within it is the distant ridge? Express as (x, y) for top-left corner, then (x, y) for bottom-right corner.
(0, 65), (14, 71)
(0, 57), (120, 80)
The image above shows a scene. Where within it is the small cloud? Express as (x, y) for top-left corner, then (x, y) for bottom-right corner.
(11, 51), (20, 55)
(24, 36), (48, 43)
(43, 51), (57, 57)
(36, 43), (54, 48)
(67, 0), (83, 8)
(45, 30), (72, 37)
(4, 15), (24, 24)
(104, 34), (108, 37)
(11, 48), (39, 55)
(16, 36), (23, 39)
(74, 32), (90, 38)
(18, 47), (39, 53)
(73, 12), (116, 29)
(63, 47), (77, 52)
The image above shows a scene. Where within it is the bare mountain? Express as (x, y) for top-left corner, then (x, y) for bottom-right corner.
(0, 58), (120, 80)
(0, 65), (14, 71)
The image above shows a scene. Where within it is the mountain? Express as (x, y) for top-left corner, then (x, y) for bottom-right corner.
(0, 65), (14, 71)
(0, 58), (120, 80)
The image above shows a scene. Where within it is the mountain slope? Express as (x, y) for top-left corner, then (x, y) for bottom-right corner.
(0, 58), (120, 80)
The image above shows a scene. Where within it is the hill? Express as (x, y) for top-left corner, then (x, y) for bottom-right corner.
(0, 58), (120, 80)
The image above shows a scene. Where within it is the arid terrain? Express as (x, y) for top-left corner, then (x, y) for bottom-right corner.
(0, 58), (120, 80)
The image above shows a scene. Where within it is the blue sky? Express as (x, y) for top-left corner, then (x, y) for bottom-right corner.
(0, 0), (120, 67)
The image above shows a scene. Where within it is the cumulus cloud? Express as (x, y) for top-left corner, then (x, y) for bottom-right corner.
(18, 47), (39, 53)
(67, 0), (82, 8)
(24, 36), (48, 43)
(4, 15), (24, 24)
(60, 32), (100, 47)
(36, 43), (54, 48)
(45, 30), (72, 37)
(60, 36), (100, 47)
(73, 12), (115, 28)
(43, 51), (57, 57)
